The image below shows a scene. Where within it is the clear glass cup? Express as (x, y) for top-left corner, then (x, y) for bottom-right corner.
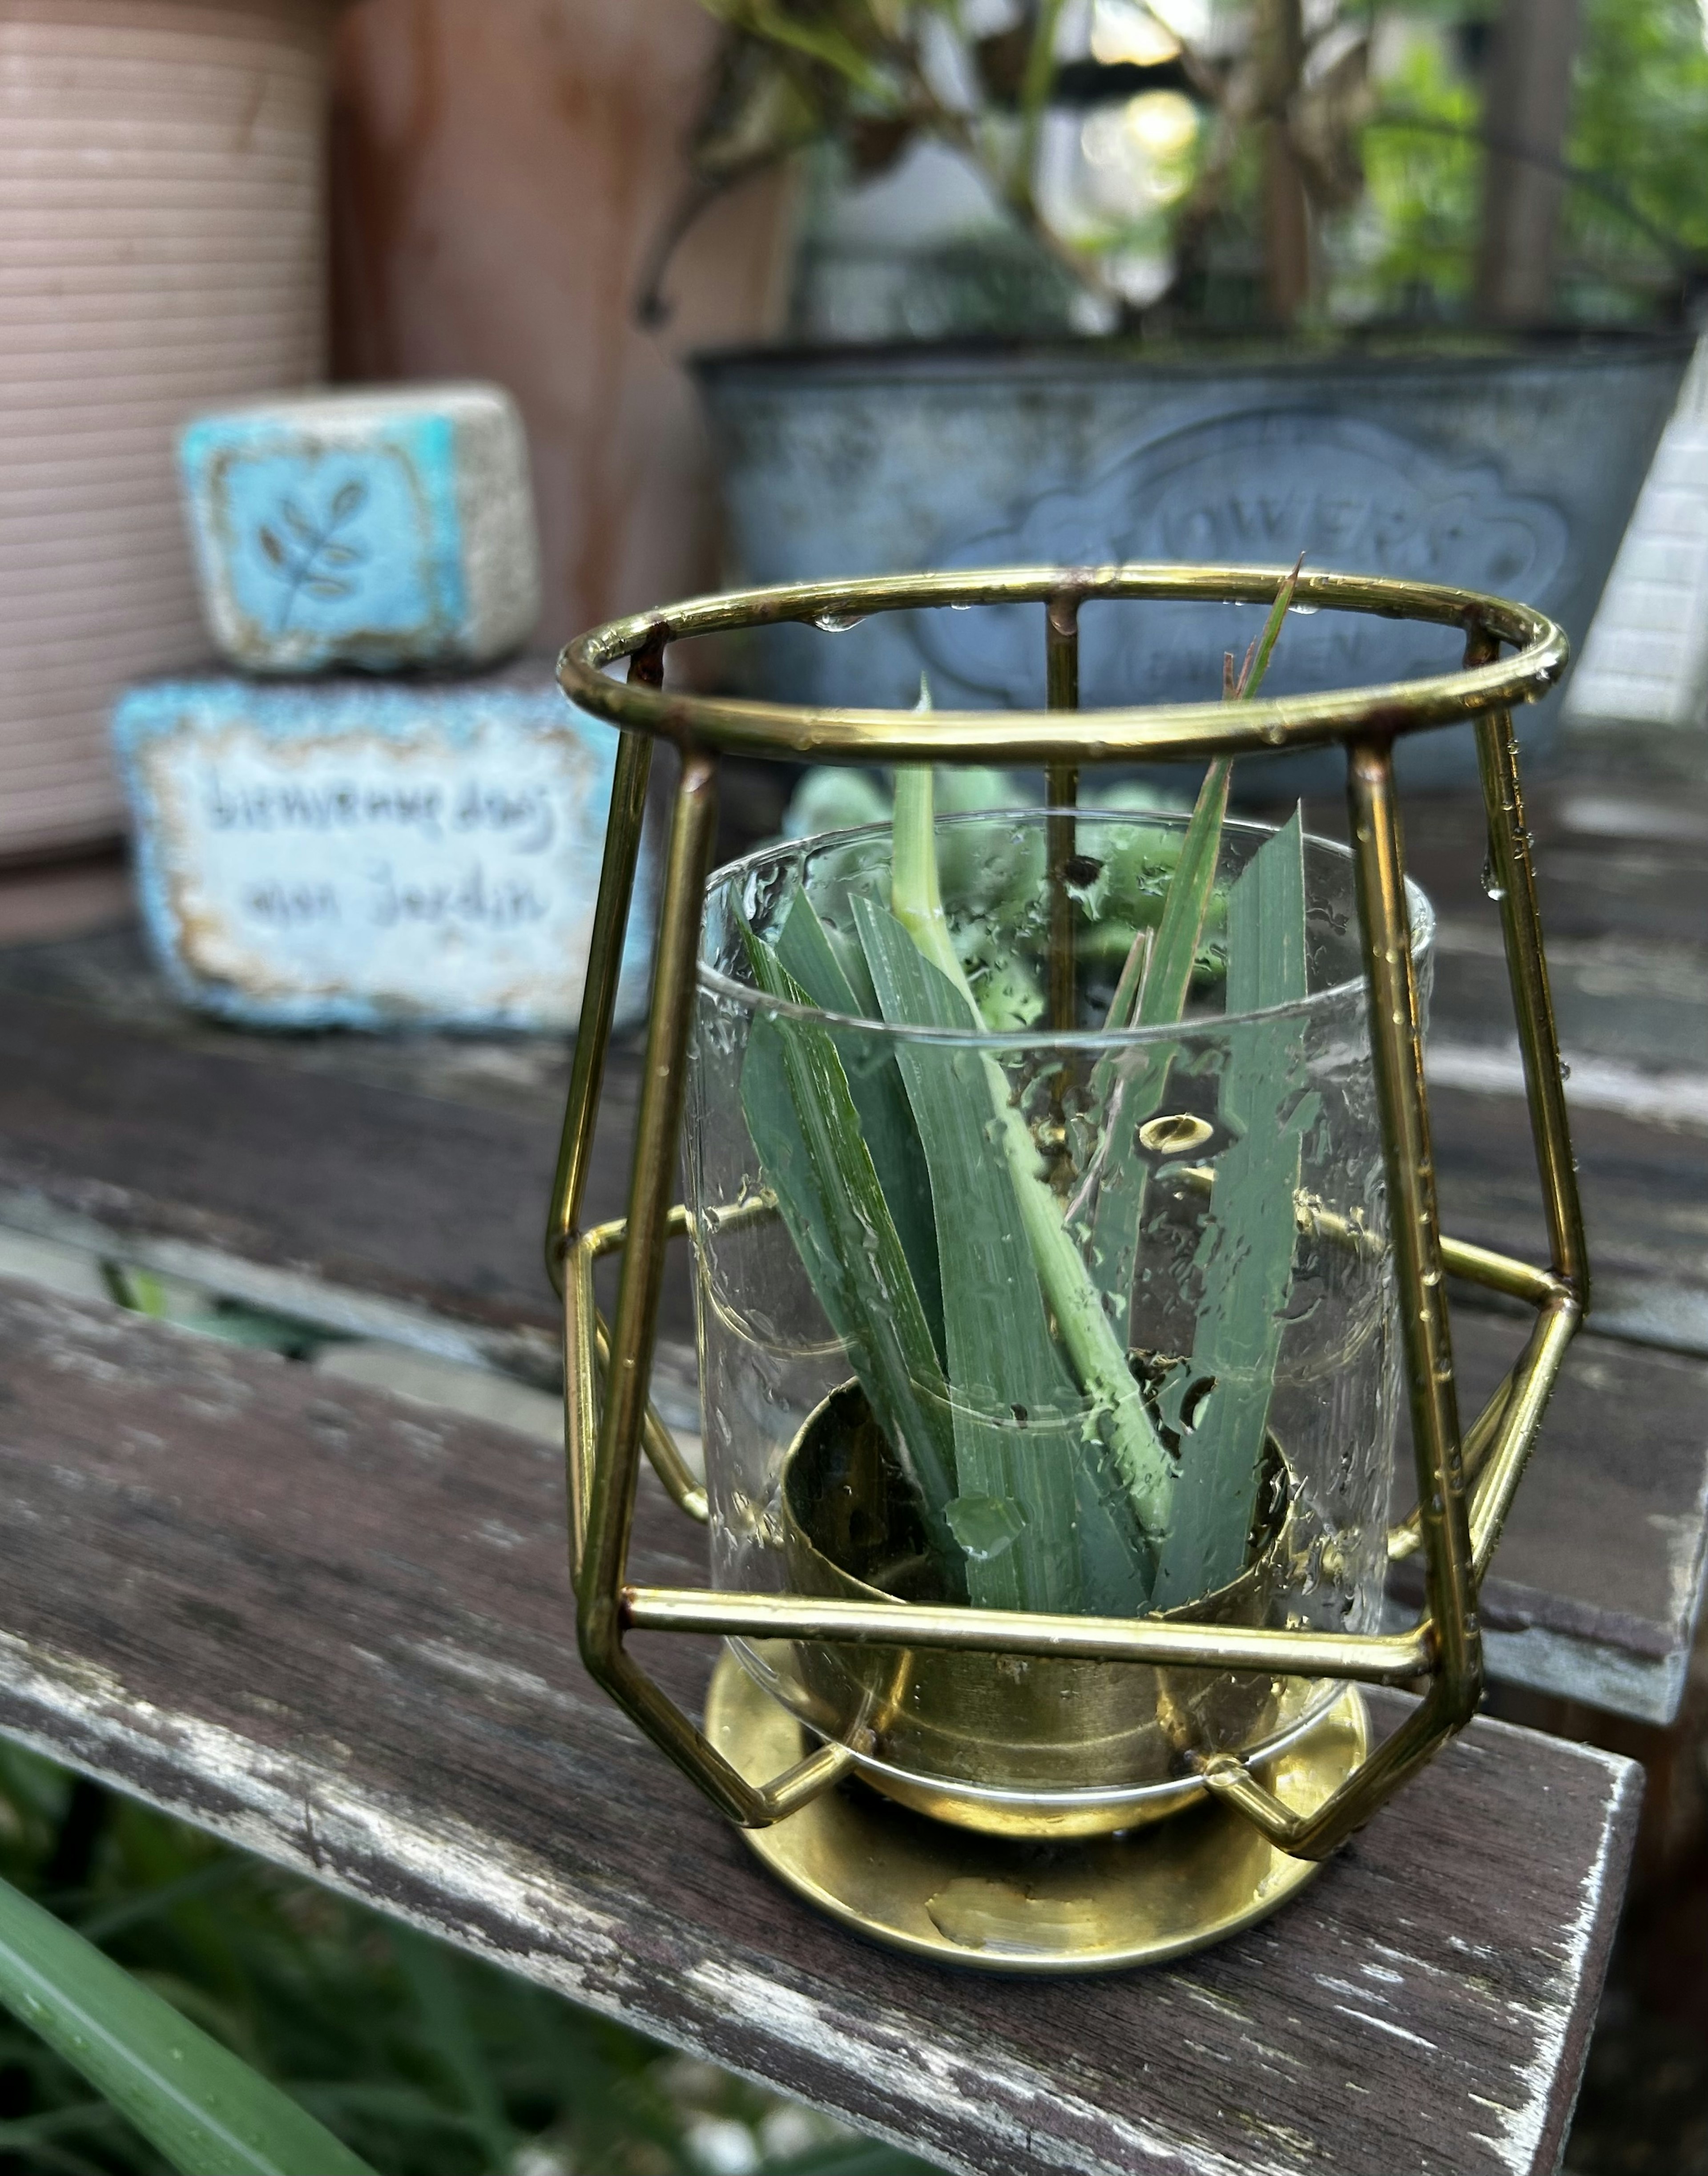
(685, 807), (1432, 1833)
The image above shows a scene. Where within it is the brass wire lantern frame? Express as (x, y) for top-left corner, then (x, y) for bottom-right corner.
(548, 564), (1583, 1865)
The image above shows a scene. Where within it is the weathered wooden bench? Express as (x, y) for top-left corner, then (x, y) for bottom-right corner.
(0, 721), (1700, 2167)
(0, 738), (1700, 1723)
(0, 1272), (1640, 2176)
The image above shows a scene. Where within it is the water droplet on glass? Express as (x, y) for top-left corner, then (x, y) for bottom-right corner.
(812, 610), (866, 633)
(1480, 855), (1507, 902)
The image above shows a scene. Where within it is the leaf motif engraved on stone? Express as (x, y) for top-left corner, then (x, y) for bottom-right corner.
(260, 472), (371, 634)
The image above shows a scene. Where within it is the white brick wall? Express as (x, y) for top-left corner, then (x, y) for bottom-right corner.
(1567, 338), (1708, 728)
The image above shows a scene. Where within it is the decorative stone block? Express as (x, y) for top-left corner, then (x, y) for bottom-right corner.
(112, 671), (652, 1033)
(177, 384), (541, 674)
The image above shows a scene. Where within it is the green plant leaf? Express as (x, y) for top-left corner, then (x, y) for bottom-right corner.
(883, 774), (1171, 1587)
(851, 896), (1087, 1614)
(391, 1925), (514, 2171)
(746, 0), (890, 93)
(773, 885), (944, 1366)
(1081, 558), (1304, 1412)
(1133, 756), (1233, 1034)
(1084, 759), (1232, 1292)
(739, 925), (963, 1572)
(0, 1867), (371, 2175)
(1152, 807), (1318, 1607)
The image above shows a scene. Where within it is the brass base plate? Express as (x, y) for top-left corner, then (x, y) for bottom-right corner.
(706, 1652), (1368, 1974)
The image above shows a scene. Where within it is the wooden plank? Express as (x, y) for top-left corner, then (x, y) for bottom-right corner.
(1432, 1085), (1708, 1323)
(0, 978), (566, 1336)
(5, 931), (1704, 1344)
(0, 1277), (1640, 2176)
(0, 970), (697, 1370)
(1397, 1315), (1708, 1724)
(0, 930), (1700, 1716)
(1397, 771), (1708, 1361)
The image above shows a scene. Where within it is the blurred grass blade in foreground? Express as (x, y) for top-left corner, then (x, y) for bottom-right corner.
(0, 1866), (372, 2174)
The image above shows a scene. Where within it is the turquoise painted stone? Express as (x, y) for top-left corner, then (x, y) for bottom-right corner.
(178, 385), (541, 674)
(111, 670), (653, 1033)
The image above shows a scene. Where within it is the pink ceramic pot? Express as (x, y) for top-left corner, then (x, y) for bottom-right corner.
(0, 0), (333, 861)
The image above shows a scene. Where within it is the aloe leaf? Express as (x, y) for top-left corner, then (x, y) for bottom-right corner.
(773, 886), (945, 1365)
(1100, 927), (1150, 1037)
(0, 1869), (371, 2175)
(1079, 759), (1232, 1357)
(1081, 558), (1304, 1386)
(739, 929), (962, 1573)
(851, 895), (1085, 1613)
(1134, 757), (1233, 1033)
(1234, 551), (1304, 700)
(1152, 808), (1319, 1607)
(888, 767), (965, 993)
(882, 786), (1173, 1567)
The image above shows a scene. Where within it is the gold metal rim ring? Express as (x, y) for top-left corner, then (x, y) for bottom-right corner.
(556, 562), (1568, 766)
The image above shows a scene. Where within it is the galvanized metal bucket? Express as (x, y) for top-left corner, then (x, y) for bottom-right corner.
(694, 334), (1689, 791)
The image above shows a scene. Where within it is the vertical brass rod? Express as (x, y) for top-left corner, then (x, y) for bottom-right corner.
(544, 632), (663, 1292)
(1470, 1294), (1579, 1578)
(580, 751), (717, 1639)
(1468, 630), (1589, 1305)
(1045, 590), (1080, 1035)
(1204, 740), (1492, 1858)
(574, 751), (781, 1831)
(1346, 739), (1478, 1715)
(564, 1239), (599, 1581)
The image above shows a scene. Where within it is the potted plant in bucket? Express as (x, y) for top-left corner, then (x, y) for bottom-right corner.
(551, 557), (1585, 1971)
(655, 0), (1694, 786)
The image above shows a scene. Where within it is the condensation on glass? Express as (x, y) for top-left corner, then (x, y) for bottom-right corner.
(685, 808), (1434, 1826)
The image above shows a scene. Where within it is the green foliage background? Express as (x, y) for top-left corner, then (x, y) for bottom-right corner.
(0, 1744), (923, 2176)
(1342, 0), (1708, 323)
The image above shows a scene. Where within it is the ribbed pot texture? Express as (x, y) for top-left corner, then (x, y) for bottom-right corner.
(0, 0), (332, 861)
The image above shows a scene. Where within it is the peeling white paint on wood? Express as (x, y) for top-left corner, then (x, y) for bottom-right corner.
(0, 1610), (1629, 2176)
(1473, 1775), (1635, 2175)
(686, 1957), (1311, 2176)
(0, 1281), (1647, 2176)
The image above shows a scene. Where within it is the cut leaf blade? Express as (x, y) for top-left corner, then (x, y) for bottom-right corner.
(739, 925), (962, 1570)
(773, 886), (945, 1365)
(0, 1869), (372, 2176)
(852, 895), (1085, 1613)
(1153, 807), (1318, 1607)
